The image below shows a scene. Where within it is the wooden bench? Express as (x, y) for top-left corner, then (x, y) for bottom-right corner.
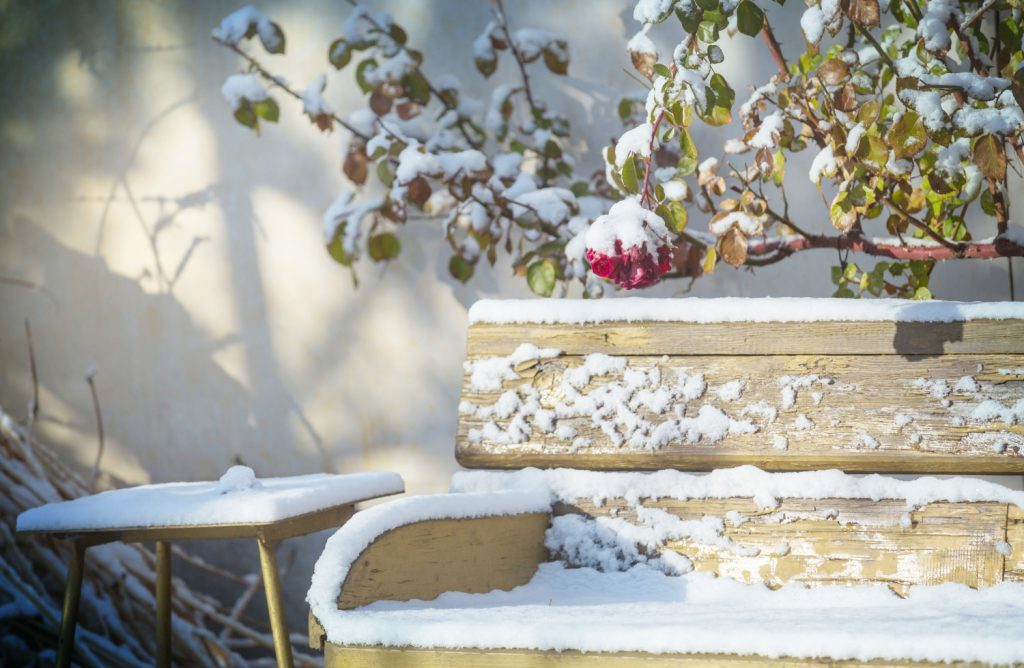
(308, 298), (1024, 667)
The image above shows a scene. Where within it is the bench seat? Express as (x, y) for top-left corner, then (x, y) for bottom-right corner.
(319, 560), (1024, 666)
(309, 469), (1024, 667)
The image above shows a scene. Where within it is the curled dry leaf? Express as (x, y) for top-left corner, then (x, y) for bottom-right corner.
(630, 49), (657, 79)
(719, 226), (748, 267)
(370, 87), (393, 115)
(313, 113), (334, 132)
(817, 59), (850, 86)
(833, 84), (858, 112)
(842, 0), (881, 27)
(407, 176), (432, 207)
(343, 145), (369, 185)
(973, 134), (1007, 182)
(755, 147), (774, 176)
(395, 100), (420, 120)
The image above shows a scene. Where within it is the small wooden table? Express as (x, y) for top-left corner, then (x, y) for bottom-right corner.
(17, 471), (403, 668)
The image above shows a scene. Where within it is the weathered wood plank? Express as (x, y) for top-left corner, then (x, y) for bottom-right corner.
(337, 513), (550, 610)
(457, 354), (1024, 473)
(1006, 504), (1024, 582)
(324, 645), (995, 667)
(557, 499), (1009, 594)
(467, 321), (1024, 357)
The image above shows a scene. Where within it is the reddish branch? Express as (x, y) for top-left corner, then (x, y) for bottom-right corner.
(759, 21), (789, 79)
(743, 234), (1024, 264)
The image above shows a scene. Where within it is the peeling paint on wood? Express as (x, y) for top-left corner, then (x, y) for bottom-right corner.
(457, 353), (1024, 473)
(558, 498), (1011, 595)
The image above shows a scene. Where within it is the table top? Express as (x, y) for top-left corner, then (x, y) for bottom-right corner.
(17, 471), (404, 538)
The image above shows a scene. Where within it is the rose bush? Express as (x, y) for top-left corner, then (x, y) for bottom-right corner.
(213, 0), (1024, 298)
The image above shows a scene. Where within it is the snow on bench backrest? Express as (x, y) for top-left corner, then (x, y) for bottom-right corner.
(457, 298), (1024, 474)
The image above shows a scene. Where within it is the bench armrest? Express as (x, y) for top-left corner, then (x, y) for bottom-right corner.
(307, 490), (551, 649)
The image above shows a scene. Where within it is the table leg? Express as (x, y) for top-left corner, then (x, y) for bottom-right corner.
(257, 536), (294, 668)
(156, 540), (172, 668)
(56, 540), (86, 668)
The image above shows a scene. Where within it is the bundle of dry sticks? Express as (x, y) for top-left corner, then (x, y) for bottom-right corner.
(0, 408), (317, 667)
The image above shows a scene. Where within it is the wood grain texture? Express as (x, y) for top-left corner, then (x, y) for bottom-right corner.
(457, 353), (1024, 473)
(324, 645), (996, 667)
(1006, 505), (1024, 582)
(557, 498), (1010, 595)
(466, 321), (1024, 356)
(337, 513), (550, 610)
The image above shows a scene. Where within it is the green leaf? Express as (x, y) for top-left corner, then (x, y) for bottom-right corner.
(679, 128), (698, 161)
(657, 201), (689, 232)
(653, 63), (672, 79)
(355, 59), (377, 93)
(620, 155), (641, 194)
(702, 246), (717, 274)
(709, 73), (734, 110)
(389, 24), (408, 45)
(327, 228), (354, 266)
(448, 255), (474, 283)
(736, 1), (765, 37)
(527, 260), (557, 297)
(543, 43), (569, 75)
(890, 111), (927, 159)
(329, 39), (352, 69)
(233, 103), (258, 130)
(403, 70), (431, 105)
(259, 21), (286, 54)
(707, 45), (724, 64)
(475, 52), (498, 77)
(772, 150), (785, 187)
(912, 286), (933, 300)
(376, 160), (393, 187)
(253, 98), (279, 123)
(368, 232), (401, 261)
(617, 98), (633, 121)
(696, 21), (719, 43)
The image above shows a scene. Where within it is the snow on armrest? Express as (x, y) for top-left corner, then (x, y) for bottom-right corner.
(307, 490), (551, 641)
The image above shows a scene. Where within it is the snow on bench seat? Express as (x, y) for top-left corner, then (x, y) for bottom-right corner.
(315, 561), (1024, 665)
(17, 468), (405, 531)
(310, 468), (1024, 664)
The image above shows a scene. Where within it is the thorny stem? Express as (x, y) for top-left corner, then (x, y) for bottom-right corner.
(882, 196), (963, 252)
(212, 36), (371, 141)
(494, 0), (540, 113)
(745, 234), (1024, 263)
(494, 0), (551, 185)
(961, 0), (997, 30)
(759, 20), (789, 79)
(854, 24), (897, 71)
(987, 177), (1009, 235)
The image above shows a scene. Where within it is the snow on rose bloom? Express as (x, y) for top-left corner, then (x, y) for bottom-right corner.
(584, 198), (672, 290)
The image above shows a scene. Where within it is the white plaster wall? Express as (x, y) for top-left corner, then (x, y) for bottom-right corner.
(0, 0), (1019, 631)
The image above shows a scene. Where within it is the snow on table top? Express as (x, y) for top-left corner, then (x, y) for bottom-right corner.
(318, 561), (1024, 663)
(308, 490), (550, 628)
(468, 297), (1024, 325)
(16, 469), (404, 532)
(451, 466), (1024, 510)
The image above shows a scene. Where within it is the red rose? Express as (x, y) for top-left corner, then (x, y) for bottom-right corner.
(657, 245), (673, 274)
(618, 245), (661, 289)
(589, 252), (621, 279)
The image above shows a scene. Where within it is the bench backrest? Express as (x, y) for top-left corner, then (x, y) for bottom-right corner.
(457, 298), (1024, 474)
